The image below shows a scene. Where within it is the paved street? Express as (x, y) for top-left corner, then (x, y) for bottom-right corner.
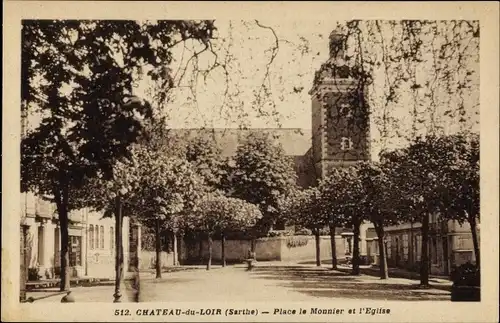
(25, 263), (451, 303)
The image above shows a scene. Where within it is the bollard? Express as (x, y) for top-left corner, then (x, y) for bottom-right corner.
(61, 291), (75, 303)
(113, 291), (122, 303)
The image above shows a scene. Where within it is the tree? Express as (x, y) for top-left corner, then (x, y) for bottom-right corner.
(435, 132), (480, 266)
(21, 19), (216, 292)
(326, 165), (366, 276)
(229, 132), (298, 238)
(318, 169), (348, 270)
(185, 134), (226, 192)
(119, 147), (204, 279)
(380, 135), (458, 286)
(299, 189), (325, 267)
(75, 141), (205, 288)
(189, 192), (262, 270)
(279, 187), (326, 267)
(21, 93), (152, 292)
(356, 161), (399, 279)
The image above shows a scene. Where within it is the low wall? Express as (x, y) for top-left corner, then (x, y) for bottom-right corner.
(180, 235), (347, 263)
(139, 251), (176, 270)
(86, 250), (115, 278)
(280, 236), (344, 262)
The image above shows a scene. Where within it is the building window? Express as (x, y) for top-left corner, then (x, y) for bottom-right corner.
(340, 137), (353, 151)
(457, 236), (469, 250)
(431, 237), (439, 264)
(402, 234), (409, 261)
(110, 226), (114, 250)
(69, 235), (82, 266)
(37, 225), (44, 266)
(345, 237), (352, 255)
(386, 236), (392, 258)
(95, 225), (99, 250)
(416, 235), (422, 261)
(89, 225), (94, 250)
(100, 226), (105, 249)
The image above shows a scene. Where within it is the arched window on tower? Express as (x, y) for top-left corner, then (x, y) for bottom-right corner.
(339, 103), (353, 118)
(340, 137), (353, 151)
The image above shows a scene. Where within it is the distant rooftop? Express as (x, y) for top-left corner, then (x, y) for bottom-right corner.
(166, 128), (312, 157)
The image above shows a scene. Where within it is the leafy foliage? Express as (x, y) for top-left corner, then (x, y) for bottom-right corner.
(356, 161), (399, 226)
(22, 20), (214, 191)
(21, 20), (216, 289)
(188, 191), (263, 235)
(320, 166), (366, 228)
(379, 131), (480, 281)
(229, 132), (298, 233)
(435, 132), (480, 223)
(185, 135), (227, 191)
(78, 144), (206, 231)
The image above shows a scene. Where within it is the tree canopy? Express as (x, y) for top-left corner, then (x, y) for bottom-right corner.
(229, 132), (298, 233)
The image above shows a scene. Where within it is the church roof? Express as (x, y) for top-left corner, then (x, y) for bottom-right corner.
(166, 128), (312, 157)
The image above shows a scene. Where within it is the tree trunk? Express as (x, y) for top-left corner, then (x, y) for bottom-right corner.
(54, 184), (71, 292)
(114, 196), (124, 302)
(314, 228), (321, 267)
(173, 231), (178, 266)
(198, 236), (203, 260)
(420, 214), (430, 286)
(374, 222), (389, 279)
(329, 223), (337, 270)
(207, 235), (212, 270)
(59, 211), (71, 291)
(221, 232), (226, 267)
(469, 216), (480, 267)
(352, 219), (361, 276)
(155, 218), (161, 279)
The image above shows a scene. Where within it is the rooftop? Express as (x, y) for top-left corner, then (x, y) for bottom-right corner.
(166, 128), (312, 157)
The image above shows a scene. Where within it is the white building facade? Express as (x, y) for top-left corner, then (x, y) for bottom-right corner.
(21, 192), (130, 280)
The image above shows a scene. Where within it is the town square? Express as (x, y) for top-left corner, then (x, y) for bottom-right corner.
(16, 16), (482, 307)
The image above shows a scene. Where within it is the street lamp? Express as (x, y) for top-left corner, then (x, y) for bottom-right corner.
(113, 187), (128, 303)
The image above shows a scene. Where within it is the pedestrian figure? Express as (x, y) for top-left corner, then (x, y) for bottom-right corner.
(246, 249), (257, 271)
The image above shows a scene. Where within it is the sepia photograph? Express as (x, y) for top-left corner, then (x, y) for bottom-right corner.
(2, 1), (499, 322)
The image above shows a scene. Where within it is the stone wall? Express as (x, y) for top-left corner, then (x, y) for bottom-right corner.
(180, 235), (347, 263)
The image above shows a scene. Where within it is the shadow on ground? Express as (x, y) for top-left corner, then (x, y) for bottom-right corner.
(298, 260), (350, 266)
(249, 265), (450, 301)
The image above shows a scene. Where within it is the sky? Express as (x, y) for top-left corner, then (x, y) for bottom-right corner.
(133, 20), (336, 130)
(25, 19), (480, 159)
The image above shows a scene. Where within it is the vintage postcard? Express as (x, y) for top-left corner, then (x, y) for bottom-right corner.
(2, 1), (499, 322)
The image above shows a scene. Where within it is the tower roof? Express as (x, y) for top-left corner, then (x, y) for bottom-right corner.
(329, 30), (346, 58)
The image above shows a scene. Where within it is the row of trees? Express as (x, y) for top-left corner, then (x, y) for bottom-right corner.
(79, 126), (298, 276)
(280, 132), (479, 286)
(20, 19), (295, 291)
(21, 19), (220, 292)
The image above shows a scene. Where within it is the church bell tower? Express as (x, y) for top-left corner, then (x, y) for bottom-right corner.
(309, 30), (371, 180)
